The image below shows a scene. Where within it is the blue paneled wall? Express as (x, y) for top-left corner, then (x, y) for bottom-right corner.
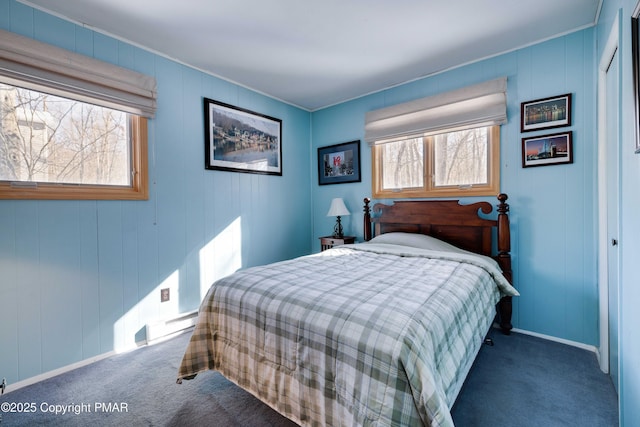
(312, 29), (598, 346)
(0, 0), (311, 385)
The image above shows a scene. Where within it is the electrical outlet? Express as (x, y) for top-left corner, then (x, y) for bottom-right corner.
(160, 288), (170, 303)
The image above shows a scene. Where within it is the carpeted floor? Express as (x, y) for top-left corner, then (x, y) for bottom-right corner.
(0, 328), (618, 426)
(451, 331), (618, 426)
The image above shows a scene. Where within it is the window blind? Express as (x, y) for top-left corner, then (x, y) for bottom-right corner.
(0, 29), (157, 118)
(365, 77), (507, 144)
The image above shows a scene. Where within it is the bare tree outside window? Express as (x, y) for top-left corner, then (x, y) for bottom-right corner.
(433, 128), (488, 187)
(0, 83), (130, 186)
(381, 137), (424, 190)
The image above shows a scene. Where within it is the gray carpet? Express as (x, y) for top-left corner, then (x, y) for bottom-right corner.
(0, 329), (618, 426)
(451, 331), (618, 426)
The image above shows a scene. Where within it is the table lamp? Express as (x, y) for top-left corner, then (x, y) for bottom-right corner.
(327, 198), (350, 238)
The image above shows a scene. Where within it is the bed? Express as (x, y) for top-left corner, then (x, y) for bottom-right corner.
(177, 194), (518, 426)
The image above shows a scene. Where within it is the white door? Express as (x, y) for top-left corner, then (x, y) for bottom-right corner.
(605, 47), (620, 394)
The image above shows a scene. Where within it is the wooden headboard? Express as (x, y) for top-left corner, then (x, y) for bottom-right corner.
(363, 193), (513, 333)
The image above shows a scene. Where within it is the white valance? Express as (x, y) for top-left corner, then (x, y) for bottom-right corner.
(365, 77), (507, 144)
(0, 29), (157, 118)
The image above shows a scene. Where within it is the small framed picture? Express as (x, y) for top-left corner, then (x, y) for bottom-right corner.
(204, 98), (282, 176)
(522, 131), (573, 168)
(317, 140), (361, 185)
(521, 93), (572, 132)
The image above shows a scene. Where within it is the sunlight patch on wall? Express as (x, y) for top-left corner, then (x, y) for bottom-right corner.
(200, 217), (242, 300)
(112, 217), (243, 352)
(113, 270), (180, 352)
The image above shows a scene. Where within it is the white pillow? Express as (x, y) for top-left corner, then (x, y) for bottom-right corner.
(367, 232), (500, 269)
(368, 232), (466, 253)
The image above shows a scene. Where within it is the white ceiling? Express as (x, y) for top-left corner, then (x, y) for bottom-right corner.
(20, 0), (601, 111)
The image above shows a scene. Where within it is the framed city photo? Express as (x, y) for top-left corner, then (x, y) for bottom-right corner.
(521, 93), (572, 132)
(522, 131), (573, 168)
(204, 98), (282, 176)
(317, 140), (361, 185)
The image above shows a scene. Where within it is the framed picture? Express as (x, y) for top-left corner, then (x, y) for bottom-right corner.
(632, 2), (640, 153)
(318, 140), (361, 185)
(204, 98), (282, 175)
(522, 131), (573, 168)
(521, 93), (572, 132)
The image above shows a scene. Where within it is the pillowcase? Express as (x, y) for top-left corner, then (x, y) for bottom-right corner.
(367, 232), (501, 270)
(368, 232), (466, 253)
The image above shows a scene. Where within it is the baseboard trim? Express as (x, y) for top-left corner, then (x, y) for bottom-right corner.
(2, 350), (117, 395)
(3, 326), (195, 395)
(511, 327), (599, 355)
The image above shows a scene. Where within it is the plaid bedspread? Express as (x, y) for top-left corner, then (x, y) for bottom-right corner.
(177, 243), (518, 426)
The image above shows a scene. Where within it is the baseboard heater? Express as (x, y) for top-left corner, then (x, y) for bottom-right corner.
(146, 310), (198, 343)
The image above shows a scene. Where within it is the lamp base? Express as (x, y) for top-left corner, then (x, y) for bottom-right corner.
(332, 216), (344, 238)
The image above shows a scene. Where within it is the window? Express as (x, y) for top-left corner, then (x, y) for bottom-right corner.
(0, 83), (148, 199)
(365, 78), (506, 199)
(372, 125), (500, 198)
(0, 29), (156, 200)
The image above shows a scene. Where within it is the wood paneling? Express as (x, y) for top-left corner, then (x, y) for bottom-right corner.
(0, 0), (311, 386)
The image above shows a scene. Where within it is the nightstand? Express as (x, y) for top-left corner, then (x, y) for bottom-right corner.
(319, 235), (356, 251)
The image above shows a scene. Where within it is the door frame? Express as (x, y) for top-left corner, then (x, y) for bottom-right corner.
(597, 11), (620, 374)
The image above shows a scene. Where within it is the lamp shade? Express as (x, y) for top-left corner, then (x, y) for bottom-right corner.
(326, 198), (350, 217)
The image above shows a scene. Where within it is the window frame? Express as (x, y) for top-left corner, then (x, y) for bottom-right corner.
(372, 125), (500, 199)
(0, 28), (155, 201)
(0, 114), (148, 200)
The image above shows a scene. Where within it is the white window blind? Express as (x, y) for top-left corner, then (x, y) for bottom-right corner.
(365, 77), (507, 144)
(0, 29), (156, 118)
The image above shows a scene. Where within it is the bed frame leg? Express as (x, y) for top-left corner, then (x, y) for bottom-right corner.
(496, 194), (513, 335)
(498, 296), (513, 335)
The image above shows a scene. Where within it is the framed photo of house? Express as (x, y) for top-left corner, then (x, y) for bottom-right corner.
(521, 93), (572, 132)
(204, 98), (282, 175)
(317, 140), (361, 185)
(632, 2), (640, 153)
(522, 131), (573, 168)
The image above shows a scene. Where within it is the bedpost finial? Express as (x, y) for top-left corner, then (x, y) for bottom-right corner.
(363, 197), (372, 241)
(496, 193), (511, 256)
(497, 193), (509, 213)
